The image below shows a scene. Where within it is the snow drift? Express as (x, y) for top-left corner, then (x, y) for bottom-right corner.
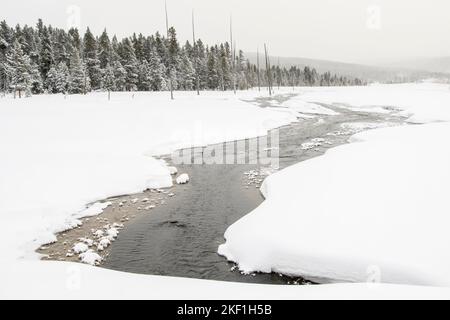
(220, 123), (450, 285)
(220, 83), (450, 287)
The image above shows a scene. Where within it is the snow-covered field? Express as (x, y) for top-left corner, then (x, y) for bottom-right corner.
(3, 84), (450, 299)
(0, 91), (296, 261)
(0, 90), (300, 299)
(289, 83), (450, 124)
(219, 83), (450, 291)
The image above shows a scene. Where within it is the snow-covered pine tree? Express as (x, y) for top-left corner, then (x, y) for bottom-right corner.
(103, 63), (115, 100)
(219, 43), (231, 90)
(45, 66), (59, 93)
(53, 31), (69, 66)
(113, 60), (126, 91)
(195, 39), (208, 90)
(154, 32), (168, 66)
(39, 26), (54, 83)
(0, 28), (8, 94)
(207, 46), (219, 90)
(109, 36), (126, 91)
(98, 29), (111, 69)
(68, 48), (89, 94)
(120, 38), (139, 91)
(214, 45), (225, 90)
(68, 28), (82, 53)
(138, 59), (152, 91)
(148, 47), (167, 91)
(167, 27), (180, 91)
(6, 39), (33, 98)
(178, 49), (195, 90)
(0, 19), (367, 96)
(56, 62), (69, 93)
(83, 28), (102, 90)
(30, 62), (43, 94)
(132, 33), (145, 62)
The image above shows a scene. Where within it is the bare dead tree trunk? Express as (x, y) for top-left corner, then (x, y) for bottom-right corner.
(165, 1), (174, 100)
(230, 16), (236, 95)
(277, 57), (281, 90)
(292, 69), (295, 91)
(192, 10), (200, 95)
(257, 47), (261, 92)
(264, 44), (272, 96)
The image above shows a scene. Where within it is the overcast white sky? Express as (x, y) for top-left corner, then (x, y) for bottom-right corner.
(2, 0), (450, 64)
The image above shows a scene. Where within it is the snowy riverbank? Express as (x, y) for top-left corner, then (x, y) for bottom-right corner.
(219, 83), (450, 288)
(0, 91), (296, 262)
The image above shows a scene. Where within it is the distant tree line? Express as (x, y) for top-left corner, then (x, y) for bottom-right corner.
(0, 19), (366, 98)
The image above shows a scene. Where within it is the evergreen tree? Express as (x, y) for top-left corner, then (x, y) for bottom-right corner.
(69, 48), (89, 94)
(45, 66), (59, 93)
(178, 50), (195, 90)
(39, 26), (54, 82)
(120, 38), (138, 91)
(167, 27), (180, 90)
(56, 61), (69, 93)
(30, 62), (43, 94)
(207, 47), (219, 89)
(138, 60), (151, 91)
(148, 47), (167, 91)
(98, 29), (111, 69)
(103, 63), (115, 100)
(195, 39), (208, 90)
(113, 60), (126, 91)
(83, 28), (102, 89)
(6, 40), (33, 97)
(68, 28), (82, 53)
(0, 19), (366, 96)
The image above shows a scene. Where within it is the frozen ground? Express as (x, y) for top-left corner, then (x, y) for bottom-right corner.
(2, 85), (450, 299)
(219, 83), (450, 289)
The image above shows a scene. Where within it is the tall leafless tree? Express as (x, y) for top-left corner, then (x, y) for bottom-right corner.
(257, 47), (261, 92)
(230, 15), (236, 94)
(192, 10), (200, 95)
(264, 44), (272, 96)
(165, 1), (174, 100)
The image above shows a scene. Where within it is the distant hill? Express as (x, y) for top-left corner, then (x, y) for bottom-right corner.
(245, 53), (450, 83)
(381, 57), (450, 74)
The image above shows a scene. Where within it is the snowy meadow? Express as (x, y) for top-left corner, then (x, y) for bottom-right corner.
(2, 83), (450, 299)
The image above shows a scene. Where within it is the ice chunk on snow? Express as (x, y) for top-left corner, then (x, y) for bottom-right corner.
(168, 166), (178, 175)
(75, 202), (112, 219)
(79, 250), (102, 266)
(72, 243), (89, 254)
(176, 174), (190, 185)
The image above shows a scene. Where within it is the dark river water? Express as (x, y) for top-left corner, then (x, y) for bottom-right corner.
(103, 96), (406, 284)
